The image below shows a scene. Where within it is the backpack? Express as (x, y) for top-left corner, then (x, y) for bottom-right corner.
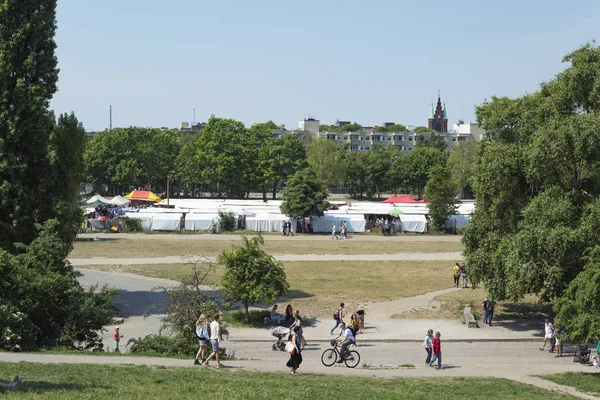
(348, 325), (359, 337)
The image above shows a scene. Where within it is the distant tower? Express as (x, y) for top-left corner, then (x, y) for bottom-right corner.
(428, 92), (448, 132)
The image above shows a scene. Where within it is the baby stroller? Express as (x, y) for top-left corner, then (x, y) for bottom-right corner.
(270, 326), (291, 351)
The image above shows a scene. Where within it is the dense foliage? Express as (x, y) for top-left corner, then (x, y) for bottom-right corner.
(281, 168), (331, 218)
(219, 236), (289, 323)
(0, 1), (114, 351)
(462, 43), (600, 342)
(424, 165), (458, 231)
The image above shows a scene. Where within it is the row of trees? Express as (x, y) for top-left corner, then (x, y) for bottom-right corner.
(85, 123), (477, 202)
(463, 43), (600, 343)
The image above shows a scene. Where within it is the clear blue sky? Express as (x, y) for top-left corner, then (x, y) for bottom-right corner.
(51, 0), (599, 132)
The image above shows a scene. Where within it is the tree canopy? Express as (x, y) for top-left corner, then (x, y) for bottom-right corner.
(336, 123), (363, 132)
(462, 43), (600, 342)
(424, 164), (457, 231)
(414, 126), (433, 133)
(374, 124), (408, 132)
(280, 168), (330, 218)
(219, 235), (289, 323)
(0, 1), (113, 350)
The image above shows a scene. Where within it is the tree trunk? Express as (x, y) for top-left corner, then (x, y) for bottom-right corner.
(262, 185), (267, 202)
(272, 181), (277, 200)
(244, 301), (249, 323)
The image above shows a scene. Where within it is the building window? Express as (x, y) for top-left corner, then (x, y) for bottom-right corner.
(359, 136), (363, 141)
(408, 137), (413, 141)
(408, 147), (413, 151)
(452, 138), (456, 142)
(358, 146), (363, 150)
(365, 146), (370, 150)
(387, 137), (392, 141)
(336, 136), (340, 140)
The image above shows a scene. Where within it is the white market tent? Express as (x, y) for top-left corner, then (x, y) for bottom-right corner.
(86, 194), (111, 205)
(311, 214), (365, 233)
(108, 195), (131, 206)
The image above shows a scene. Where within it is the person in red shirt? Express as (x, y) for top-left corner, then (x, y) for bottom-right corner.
(428, 331), (443, 369)
(113, 326), (123, 352)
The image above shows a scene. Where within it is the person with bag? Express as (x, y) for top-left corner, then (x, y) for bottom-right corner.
(285, 326), (303, 374)
(460, 263), (468, 288)
(330, 302), (344, 335)
(423, 329), (434, 366)
(203, 313), (223, 368)
(193, 314), (209, 365)
(452, 263), (461, 288)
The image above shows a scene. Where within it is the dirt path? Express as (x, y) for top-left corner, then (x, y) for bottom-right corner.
(364, 287), (461, 320)
(69, 252), (463, 265)
(78, 233), (462, 242)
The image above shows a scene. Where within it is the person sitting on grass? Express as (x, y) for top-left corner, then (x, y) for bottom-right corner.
(334, 322), (356, 362)
(0, 376), (22, 391)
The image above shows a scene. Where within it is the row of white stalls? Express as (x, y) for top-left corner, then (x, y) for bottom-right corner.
(123, 199), (473, 233)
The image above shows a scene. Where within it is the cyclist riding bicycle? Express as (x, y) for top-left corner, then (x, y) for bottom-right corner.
(333, 322), (356, 363)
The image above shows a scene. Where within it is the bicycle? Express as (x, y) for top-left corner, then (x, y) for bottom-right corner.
(321, 340), (360, 368)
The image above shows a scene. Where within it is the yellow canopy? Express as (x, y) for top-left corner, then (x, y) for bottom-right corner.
(123, 190), (162, 202)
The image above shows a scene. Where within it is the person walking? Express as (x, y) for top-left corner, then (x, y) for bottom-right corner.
(540, 318), (554, 351)
(553, 320), (563, 358)
(290, 310), (307, 349)
(453, 263), (461, 288)
(487, 300), (496, 326)
(194, 314), (209, 365)
(203, 313), (223, 368)
(428, 331), (443, 369)
(331, 223), (337, 239)
(287, 221), (294, 236)
(423, 329), (434, 366)
(113, 326), (123, 352)
(460, 263), (468, 288)
(282, 220), (288, 236)
(286, 326), (303, 374)
(482, 299), (489, 325)
(330, 303), (344, 334)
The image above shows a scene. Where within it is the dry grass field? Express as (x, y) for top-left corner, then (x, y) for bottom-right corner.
(79, 260), (452, 317)
(70, 238), (463, 258)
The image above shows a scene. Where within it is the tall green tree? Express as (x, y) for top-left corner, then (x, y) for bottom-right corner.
(463, 43), (600, 342)
(446, 140), (477, 198)
(414, 126), (433, 133)
(343, 152), (371, 198)
(403, 147), (447, 199)
(306, 137), (346, 187)
(336, 123), (362, 132)
(0, 1), (113, 350)
(424, 165), (457, 231)
(280, 168), (330, 221)
(219, 235), (289, 323)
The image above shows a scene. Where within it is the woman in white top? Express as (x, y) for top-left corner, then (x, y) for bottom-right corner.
(194, 314), (209, 365)
(423, 329), (434, 366)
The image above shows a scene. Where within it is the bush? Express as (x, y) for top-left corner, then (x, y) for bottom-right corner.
(224, 310), (270, 327)
(122, 217), (142, 232)
(217, 211), (236, 233)
(128, 333), (197, 357)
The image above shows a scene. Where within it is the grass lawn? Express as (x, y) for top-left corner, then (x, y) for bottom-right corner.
(393, 287), (550, 322)
(538, 372), (600, 395)
(80, 260), (452, 317)
(0, 362), (575, 399)
(70, 238), (462, 258)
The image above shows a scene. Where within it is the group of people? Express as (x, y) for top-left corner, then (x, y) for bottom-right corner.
(540, 318), (564, 358)
(452, 262), (468, 288)
(193, 313), (224, 368)
(270, 304), (307, 374)
(423, 329), (443, 369)
(281, 220), (294, 236)
(331, 221), (348, 239)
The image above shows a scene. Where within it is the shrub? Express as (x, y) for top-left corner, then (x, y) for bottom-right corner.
(224, 310), (270, 327)
(217, 211), (236, 232)
(122, 217), (142, 232)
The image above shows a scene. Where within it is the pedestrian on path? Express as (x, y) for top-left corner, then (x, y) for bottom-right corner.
(194, 314), (209, 365)
(203, 313), (223, 368)
(113, 326), (123, 352)
(460, 263), (468, 288)
(453, 263), (461, 288)
(553, 321), (563, 358)
(487, 300), (496, 326)
(482, 299), (489, 325)
(282, 220), (288, 236)
(428, 331), (443, 369)
(331, 223), (337, 239)
(287, 221), (294, 236)
(290, 311), (307, 349)
(539, 318), (554, 351)
(330, 303), (344, 334)
(286, 326), (302, 374)
(423, 329), (434, 366)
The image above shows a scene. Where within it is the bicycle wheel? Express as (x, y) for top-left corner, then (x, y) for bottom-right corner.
(344, 350), (360, 368)
(321, 348), (338, 366)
